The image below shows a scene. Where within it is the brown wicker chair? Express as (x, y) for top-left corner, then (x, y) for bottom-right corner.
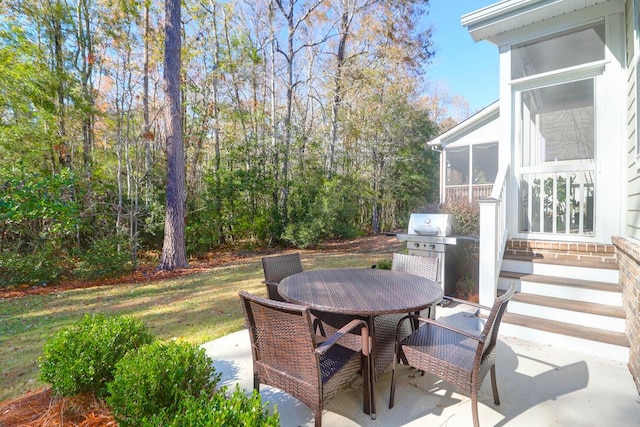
(240, 291), (371, 427)
(392, 253), (439, 281)
(392, 253), (440, 321)
(388, 283), (516, 427)
(261, 253), (304, 301)
(347, 254), (441, 381)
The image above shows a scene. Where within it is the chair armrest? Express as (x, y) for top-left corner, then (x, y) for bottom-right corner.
(442, 296), (492, 311)
(397, 314), (485, 344)
(316, 319), (370, 356)
(264, 280), (278, 286)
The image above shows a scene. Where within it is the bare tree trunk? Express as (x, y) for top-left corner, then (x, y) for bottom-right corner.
(211, 2), (221, 176)
(274, 0), (326, 227)
(328, 8), (351, 178)
(268, 1), (280, 238)
(143, 2), (153, 195)
(115, 76), (124, 232)
(159, 0), (188, 271)
(203, 0), (223, 243)
(51, 0), (69, 169)
(76, 0), (94, 187)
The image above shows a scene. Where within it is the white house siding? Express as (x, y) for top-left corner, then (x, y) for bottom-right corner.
(464, 0), (638, 392)
(627, 0), (640, 239)
(619, 0), (640, 395)
(443, 117), (500, 147)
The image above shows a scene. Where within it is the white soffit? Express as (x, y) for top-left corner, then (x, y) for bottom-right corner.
(462, 0), (609, 44)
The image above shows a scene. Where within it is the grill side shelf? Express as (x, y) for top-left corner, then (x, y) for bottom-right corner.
(395, 234), (458, 245)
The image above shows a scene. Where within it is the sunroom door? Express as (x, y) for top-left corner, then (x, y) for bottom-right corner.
(518, 78), (596, 236)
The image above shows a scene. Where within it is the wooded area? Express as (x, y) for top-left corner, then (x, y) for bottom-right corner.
(0, 0), (462, 285)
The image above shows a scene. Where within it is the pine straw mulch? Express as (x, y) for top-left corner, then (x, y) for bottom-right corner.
(0, 234), (403, 426)
(0, 388), (117, 427)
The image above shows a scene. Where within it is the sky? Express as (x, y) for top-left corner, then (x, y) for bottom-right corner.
(423, 0), (500, 115)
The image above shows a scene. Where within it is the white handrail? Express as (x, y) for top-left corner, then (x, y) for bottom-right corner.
(489, 165), (509, 201)
(478, 164), (509, 308)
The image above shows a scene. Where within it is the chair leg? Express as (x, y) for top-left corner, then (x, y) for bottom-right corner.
(313, 318), (326, 337)
(471, 390), (480, 427)
(253, 373), (260, 392)
(389, 344), (399, 408)
(389, 364), (397, 408)
(490, 365), (500, 405)
(411, 311), (420, 331)
(314, 410), (322, 427)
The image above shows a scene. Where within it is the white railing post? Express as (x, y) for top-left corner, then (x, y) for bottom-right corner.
(478, 165), (509, 308)
(479, 198), (499, 307)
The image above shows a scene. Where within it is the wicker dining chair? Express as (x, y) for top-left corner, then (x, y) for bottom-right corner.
(261, 253), (304, 301)
(239, 291), (370, 427)
(388, 283), (516, 427)
(392, 253), (440, 321)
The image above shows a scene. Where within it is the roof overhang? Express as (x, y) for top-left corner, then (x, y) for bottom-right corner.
(428, 101), (499, 148)
(462, 0), (608, 44)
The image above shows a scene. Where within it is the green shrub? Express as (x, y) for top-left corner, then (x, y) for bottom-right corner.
(73, 235), (133, 280)
(440, 201), (479, 237)
(0, 171), (79, 287)
(0, 245), (65, 287)
(39, 314), (154, 397)
(106, 341), (220, 426)
(282, 221), (323, 249)
(376, 258), (392, 270)
(283, 175), (365, 248)
(455, 272), (478, 300)
(144, 385), (280, 427)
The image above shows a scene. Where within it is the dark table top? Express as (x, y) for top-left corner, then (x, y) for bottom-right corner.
(279, 268), (443, 316)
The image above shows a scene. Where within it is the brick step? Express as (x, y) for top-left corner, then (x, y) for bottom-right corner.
(507, 239), (616, 255)
(501, 312), (629, 348)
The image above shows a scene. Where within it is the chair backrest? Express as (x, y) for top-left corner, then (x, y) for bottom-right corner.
(480, 283), (516, 356)
(392, 253), (439, 282)
(239, 290), (320, 389)
(261, 253), (304, 284)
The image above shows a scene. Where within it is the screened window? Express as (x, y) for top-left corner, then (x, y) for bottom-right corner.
(521, 79), (595, 167)
(446, 146), (469, 185)
(472, 142), (498, 184)
(445, 143), (498, 203)
(511, 21), (605, 79)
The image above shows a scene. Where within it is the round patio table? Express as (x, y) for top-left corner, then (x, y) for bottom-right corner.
(279, 267), (443, 418)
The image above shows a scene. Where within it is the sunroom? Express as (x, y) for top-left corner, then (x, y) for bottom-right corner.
(464, 0), (625, 243)
(429, 101), (499, 205)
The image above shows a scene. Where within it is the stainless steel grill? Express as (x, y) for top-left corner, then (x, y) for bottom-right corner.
(395, 213), (458, 296)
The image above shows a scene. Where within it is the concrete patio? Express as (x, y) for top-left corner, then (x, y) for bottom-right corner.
(202, 303), (640, 426)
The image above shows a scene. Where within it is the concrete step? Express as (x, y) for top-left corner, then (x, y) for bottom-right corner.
(501, 256), (619, 283)
(508, 292), (625, 332)
(499, 272), (622, 305)
(499, 312), (630, 363)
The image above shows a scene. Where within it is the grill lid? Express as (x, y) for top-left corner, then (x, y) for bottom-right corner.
(407, 213), (454, 237)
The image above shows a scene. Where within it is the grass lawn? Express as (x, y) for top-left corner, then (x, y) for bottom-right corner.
(0, 236), (402, 403)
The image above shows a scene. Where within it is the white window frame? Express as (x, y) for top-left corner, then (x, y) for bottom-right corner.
(444, 141), (499, 203)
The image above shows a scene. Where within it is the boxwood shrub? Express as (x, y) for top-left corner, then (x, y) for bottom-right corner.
(106, 340), (220, 426)
(39, 313), (155, 397)
(144, 385), (280, 426)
